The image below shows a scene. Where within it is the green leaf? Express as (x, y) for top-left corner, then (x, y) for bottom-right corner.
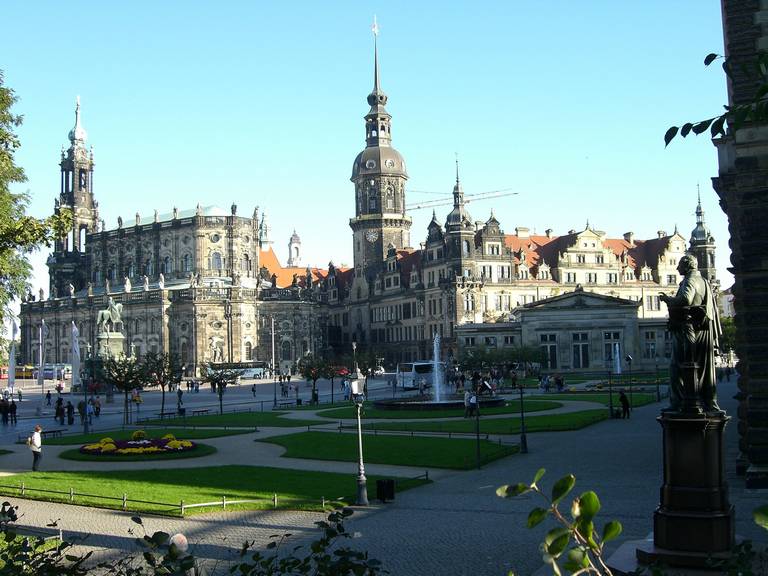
(704, 53), (719, 66)
(496, 483), (531, 498)
(527, 507), (549, 529)
(547, 533), (571, 558)
(533, 468), (546, 484)
(664, 126), (679, 147)
(576, 518), (596, 549)
(692, 119), (713, 135)
(551, 474), (575, 505)
(602, 520), (623, 542)
(576, 491), (601, 521)
(710, 115), (727, 138)
(563, 547), (588, 572)
(544, 527), (570, 555)
(753, 505), (768, 530)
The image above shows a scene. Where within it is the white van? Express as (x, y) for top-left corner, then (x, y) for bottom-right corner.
(396, 361), (446, 389)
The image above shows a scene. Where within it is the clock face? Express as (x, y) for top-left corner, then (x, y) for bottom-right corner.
(365, 230), (379, 243)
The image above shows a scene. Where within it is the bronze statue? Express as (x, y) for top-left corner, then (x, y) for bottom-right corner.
(660, 254), (722, 412)
(97, 297), (124, 333)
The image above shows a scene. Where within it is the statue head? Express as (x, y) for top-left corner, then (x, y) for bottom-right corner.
(678, 254), (698, 275)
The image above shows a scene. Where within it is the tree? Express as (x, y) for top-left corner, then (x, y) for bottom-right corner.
(665, 52), (768, 146)
(720, 315), (736, 354)
(141, 352), (183, 415)
(202, 363), (241, 414)
(0, 71), (72, 321)
(297, 353), (334, 404)
(102, 354), (145, 425)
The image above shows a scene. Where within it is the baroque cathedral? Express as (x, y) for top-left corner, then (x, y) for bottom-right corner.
(20, 38), (717, 375)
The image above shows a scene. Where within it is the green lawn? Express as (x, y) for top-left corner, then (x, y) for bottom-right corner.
(361, 409), (609, 435)
(260, 431), (518, 470)
(142, 411), (325, 428)
(0, 465), (429, 515)
(44, 428), (251, 446)
(58, 443), (218, 462)
(527, 392), (656, 407)
(315, 400), (561, 420)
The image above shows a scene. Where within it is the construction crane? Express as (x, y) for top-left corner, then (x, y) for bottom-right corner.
(406, 187), (519, 212)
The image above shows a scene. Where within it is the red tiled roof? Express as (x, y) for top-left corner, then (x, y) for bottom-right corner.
(258, 247), (330, 288)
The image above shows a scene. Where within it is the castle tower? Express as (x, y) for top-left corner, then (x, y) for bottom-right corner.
(349, 19), (411, 278)
(443, 159), (476, 269)
(287, 230), (302, 267)
(689, 191), (718, 288)
(48, 97), (99, 296)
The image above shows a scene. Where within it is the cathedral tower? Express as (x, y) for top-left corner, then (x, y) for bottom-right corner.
(689, 191), (718, 288)
(349, 21), (411, 278)
(47, 97), (99, 296)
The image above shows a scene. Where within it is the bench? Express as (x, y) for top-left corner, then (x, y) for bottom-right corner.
(191, 408), (209, 416)
(156, 411), (178, 419)
(275, 400), (295, 409)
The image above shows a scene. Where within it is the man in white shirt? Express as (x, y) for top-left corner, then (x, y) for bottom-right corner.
(29, 424), (42, 471)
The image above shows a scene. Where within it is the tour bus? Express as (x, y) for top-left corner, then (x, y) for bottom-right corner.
(396, 361), (447, 389)
(15, 365), (34, 379)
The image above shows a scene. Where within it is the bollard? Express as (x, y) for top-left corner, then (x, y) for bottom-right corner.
(273, 493), (278, 508)
(223, 495), (227, 510)
(122, 493), (127, 511)
(322, 496), (325, 508)
(69, 487), (74, 502)
(20, 483), (24, 496)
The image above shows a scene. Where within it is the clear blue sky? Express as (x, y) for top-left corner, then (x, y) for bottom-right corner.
(4, 0), (729, 299)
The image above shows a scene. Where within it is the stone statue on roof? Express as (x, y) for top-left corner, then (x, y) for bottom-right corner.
(158, 273), (165, 289)
(143, 275), (149, 291)
(291, 273), (298, 287)
(271, 273), (277, 288)
(124, 276), (131, 293)
(68, 283), (75, 298)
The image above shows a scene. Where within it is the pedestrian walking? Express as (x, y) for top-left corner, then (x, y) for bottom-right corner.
(66, 401), (75, 425)
(251, 384), (256, 398)
(619, 391), (630, 419)
(45, 390), (51, 406)
(17, 389), (22, 403)
(177, 388), (184, 405)
(86, 402), (94, 426)
(27, 425), (42, 471)
(9, 400), (17, 424)
(463, 389), (471, 418)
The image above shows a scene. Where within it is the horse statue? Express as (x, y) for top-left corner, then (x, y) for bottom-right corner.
(96, 297), (124, 333)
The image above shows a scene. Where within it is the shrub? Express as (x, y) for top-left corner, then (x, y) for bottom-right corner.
(131, 430), (147, 441)
(162, 433), (176, 441)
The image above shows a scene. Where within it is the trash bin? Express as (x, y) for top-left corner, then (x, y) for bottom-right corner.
(296, 398), (302, 406)
(376, 479), (395, 503)
(178, 407), (186, 416)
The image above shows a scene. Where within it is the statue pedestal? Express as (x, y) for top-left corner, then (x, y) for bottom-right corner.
(635, 411), (734, 569)
(96, 331), (124, 404)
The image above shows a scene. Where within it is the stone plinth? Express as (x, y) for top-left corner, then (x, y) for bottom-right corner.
(635, 411), (734, 569)
(96, 331), (125, 358)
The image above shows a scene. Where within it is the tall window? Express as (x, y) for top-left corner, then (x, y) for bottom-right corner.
(603, 331), (620, 364)
(183, 254), (192, 272)
(245, 341), (253, 361)
(211, 252), (223, 270)
(281, 340), (291, 361)
(644, 331), (657, 359)
(572, 332), (589, 369)
(464, 292), (475, 311)
(540, 334), (557, 369)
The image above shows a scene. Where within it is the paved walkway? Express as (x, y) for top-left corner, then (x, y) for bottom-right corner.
(0, 376), (763, 575)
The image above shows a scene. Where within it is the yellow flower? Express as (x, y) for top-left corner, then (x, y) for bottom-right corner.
(131, 430), (147, 441)
(101, 443), (117, 452)
(162, 434), (176, 441)
(100, 437), (114, 445)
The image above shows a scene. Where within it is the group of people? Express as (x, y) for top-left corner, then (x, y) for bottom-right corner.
(538, 374), (566, 393)
(0, 397), (17, 425)
(53, 397), (75, 425)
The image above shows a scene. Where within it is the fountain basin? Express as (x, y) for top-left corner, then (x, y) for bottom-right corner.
(373, 396), (506, 411)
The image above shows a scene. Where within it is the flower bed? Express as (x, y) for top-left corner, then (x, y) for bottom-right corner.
(80, 433), (196, 456)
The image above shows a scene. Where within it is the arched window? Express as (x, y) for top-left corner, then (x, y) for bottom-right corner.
(126, 261), (135, 278)
(369, 192), (377, 211)
(108, 266), (117, 281)
(242, 254), (250, 271)
(162, 256), (172, 274)
(134, 319), (140, 333)
(386, 189), (394, 210)
(462, 240), (470, 256)
(210, 252), (223, 270)
(145, 258), (154, 276)
(182, 254), (192, 272)
(245, 341), (253, 361)
(281, 340), (291, 361)
(92, 267), (100, 283)
(181, 341), (189, 365)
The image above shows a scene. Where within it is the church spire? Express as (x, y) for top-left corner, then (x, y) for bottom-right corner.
(365, 16), (391, 148)
(68, 96), (88, 145)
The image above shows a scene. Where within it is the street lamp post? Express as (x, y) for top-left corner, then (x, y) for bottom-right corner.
(350, 368), (368, 506)
(83, 343), (91, 434)
(625, 354), (633, 409)
(271, 317), (277, 408)
(655, 357), (660, 402)
(607, 370), (614, 418)
(518, 383), (528, 454)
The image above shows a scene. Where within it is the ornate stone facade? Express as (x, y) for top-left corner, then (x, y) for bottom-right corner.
(20, 102), (326, 376)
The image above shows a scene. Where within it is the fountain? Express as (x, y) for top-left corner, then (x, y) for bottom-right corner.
(373, 333), (504, 411)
